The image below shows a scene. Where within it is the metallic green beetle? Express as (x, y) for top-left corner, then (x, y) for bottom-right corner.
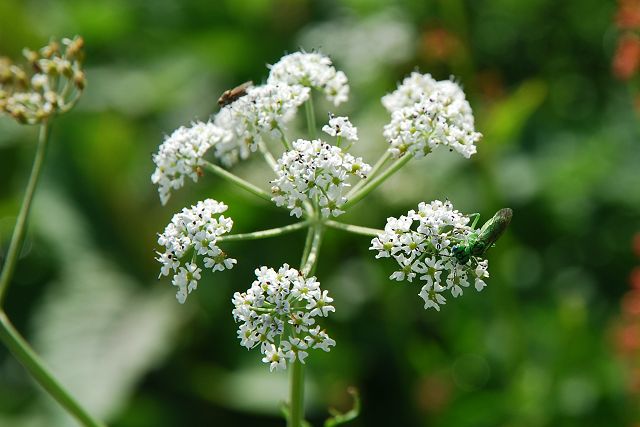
(452, 208), (513, 264)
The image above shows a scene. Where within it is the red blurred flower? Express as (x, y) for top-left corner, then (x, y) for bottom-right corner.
(630, 267), (640, 290)
(615, 322), (640, 354)
(415, 372), (453, 413)
(633, 233), (640, 258)
(617, 0), (640, 29)
(613, 34), (640, 80)
(420, 27), (461, 62)
(623, 290), (640, 316)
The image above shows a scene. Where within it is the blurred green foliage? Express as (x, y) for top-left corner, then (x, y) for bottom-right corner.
(1, 0), (639, 426)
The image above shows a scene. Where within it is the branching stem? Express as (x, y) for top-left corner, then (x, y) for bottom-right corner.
(343, 153), (413, 210)
(325, 220), (383, 237)
(219, 221), (311, 242)
(201, 160), (273, 203)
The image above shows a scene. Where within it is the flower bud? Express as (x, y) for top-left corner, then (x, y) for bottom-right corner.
(56, 59), (72, 77)
(22, 48), (39, 67)
(73, 70), (86, 90)
(63, 36), (84, 61)
(10, 65), (28, 87)
(0, 58), (12, 84)
(40, 40), (59, 59)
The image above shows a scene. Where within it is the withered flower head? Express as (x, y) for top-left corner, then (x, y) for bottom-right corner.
(0, 36), (86, 125)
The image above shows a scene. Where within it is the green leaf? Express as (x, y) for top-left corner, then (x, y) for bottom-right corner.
(29, 187), (184, 425)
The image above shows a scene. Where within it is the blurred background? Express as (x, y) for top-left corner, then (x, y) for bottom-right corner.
(1, 0), (639, 426)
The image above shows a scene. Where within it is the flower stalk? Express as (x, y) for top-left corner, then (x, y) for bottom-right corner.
(201, 161), (273, 203)
(343, 153), (413, 210)
(0, 121), (50, 306)
(325, 220), (383, 237)
(289, 358), (306, 427)
(0, 313), (106, 427)
(218, 221), (311, 242)
(288, 222), (325, 427)
(302, 224), (324, 277)
(305, 92), (317, 139)
(348, 150), (391, 196)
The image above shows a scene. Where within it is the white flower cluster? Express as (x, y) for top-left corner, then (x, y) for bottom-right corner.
(322, 114), (358, 142)
(156, 199), (236, 303)
(271, 138), (371, 218)
(151, 51), (351, 177)
(381, 72), (439, 112)
(213, 83), (310, 167)
(381, 72), (481, 159)
(232, 264), (336, 372)
(267, 51), (349, 106)
(370, 200), (489, 311)
(151, 122), (232, 205)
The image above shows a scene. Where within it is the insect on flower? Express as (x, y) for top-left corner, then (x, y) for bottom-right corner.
(217, 81), (253, 107)
(452, 208), (513, 264)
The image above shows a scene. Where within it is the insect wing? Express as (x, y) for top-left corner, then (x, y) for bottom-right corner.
(218, 81), (253, 107)
(472, 208), (512, 255)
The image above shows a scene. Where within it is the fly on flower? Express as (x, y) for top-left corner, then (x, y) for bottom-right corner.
(452, 208), (513, 265)
(218, 81), (253, 107)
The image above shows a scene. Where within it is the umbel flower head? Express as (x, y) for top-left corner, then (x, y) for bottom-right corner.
(151, 51), (351, 188)
(156, 199), (236, 303)
(271, 138), (371, 218)
(213, 82), (310, 167)
(322, 114), (359, 142)
(151, 122), (232, 205)
(232, 264), (336, 372)
(370, 200), (489, 311)
(382, 72), (481, 159)
(267, 51), (349, 106)
(0, 36), (86, 124)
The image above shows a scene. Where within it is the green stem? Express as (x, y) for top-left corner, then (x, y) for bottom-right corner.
(342, 154), (413, 210)
(201, 161), (273, 203)
(300, 226), (314, 268)
(302, 224), (323, 277)
(289, 358), (305, 427)
(258, 140), (278, 171)
(0, 121), (50, 306)
(325, 220), (383, 237)
(305, 93), (316, 139)
(278, 127), (292, 151)
(346, 151), (391, 202)
(290, 222), (324, 427)
(218, 221), (311, 242)
(0, 312), (106, 427)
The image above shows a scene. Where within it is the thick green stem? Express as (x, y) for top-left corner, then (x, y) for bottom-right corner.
(0, 122), (50, 306)
(218, 221), (311, 242)
(0, 312), (106, 427)
(289, 88), (322, 422)
(201, 161), (273, 203)
(289, 358), (305, 427)
(342, 154), (413, 210)
(289, 219), (325, 427)
(325, 220), (383, 237)
(305, 93), (316, 139)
